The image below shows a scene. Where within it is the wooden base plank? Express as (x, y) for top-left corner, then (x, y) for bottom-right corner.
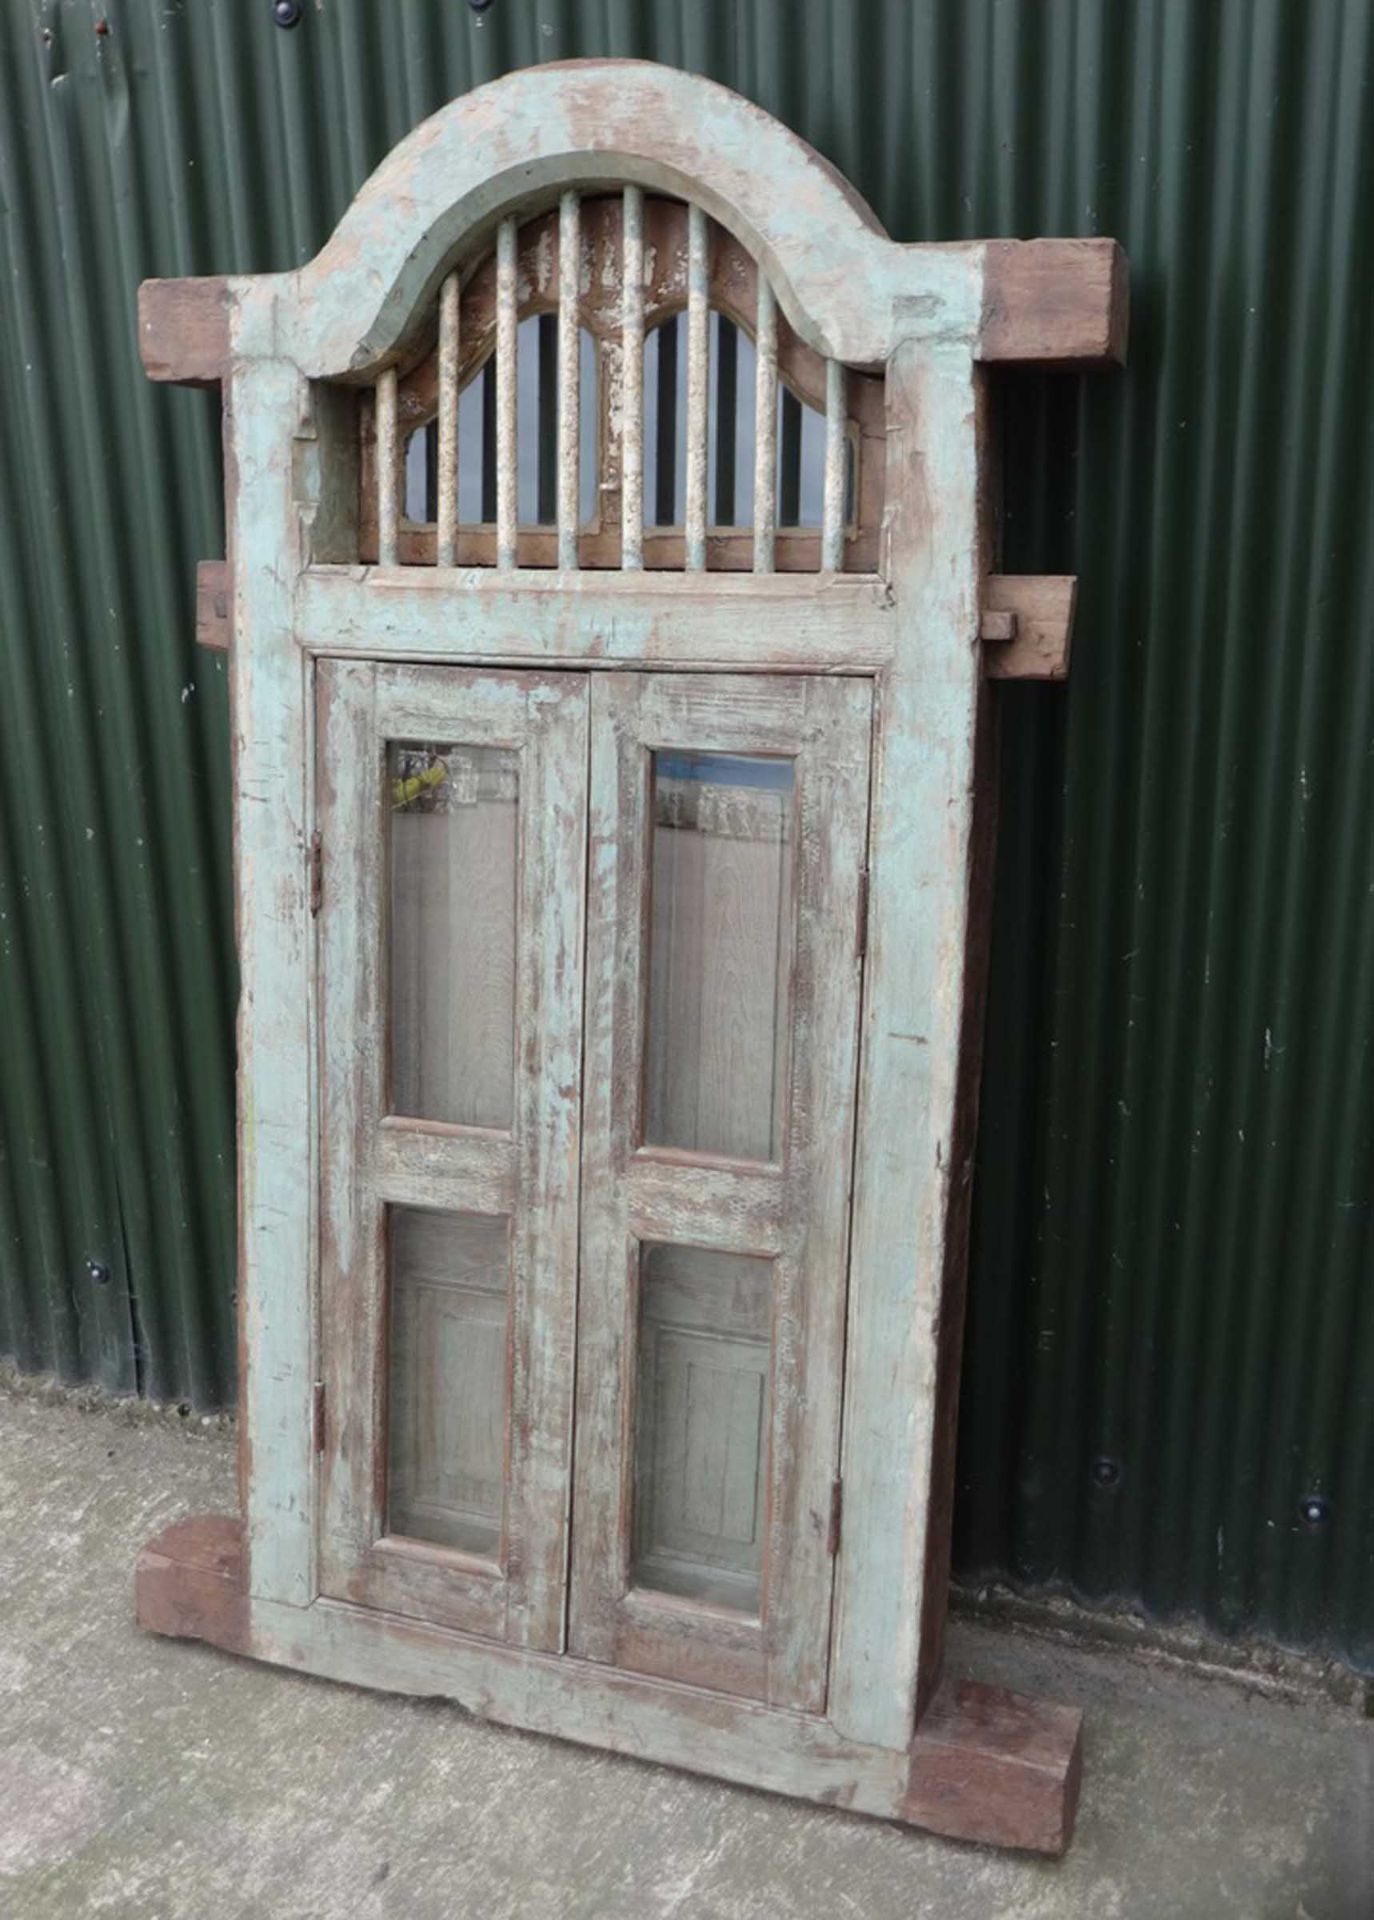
(135, 1514), (1083, 1855)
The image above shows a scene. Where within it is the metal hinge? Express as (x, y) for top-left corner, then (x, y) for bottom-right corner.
(312, 1379), (326, 1455)
(308, 829), (323, 917)
(855, 867), (870, 959)
(827, 1477), (843, 1556)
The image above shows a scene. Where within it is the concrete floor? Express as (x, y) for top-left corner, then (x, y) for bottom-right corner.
(0, 1385), (1369, 1920)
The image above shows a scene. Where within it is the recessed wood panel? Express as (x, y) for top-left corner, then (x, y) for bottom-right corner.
(386, 1208), (510, 1558)
(633, 1244), (774, 1611)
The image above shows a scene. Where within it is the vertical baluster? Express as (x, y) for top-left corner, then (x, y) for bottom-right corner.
(752, 277), (777, 573)
(621, 186), (645, 571)
(822, 356), (847, 572)
(436, 273), (460, 568)
(684, 203), (709, 571)
(496, 215), (518, 570)
(377, 366), (399, 567)
(557, 191), (581, 570)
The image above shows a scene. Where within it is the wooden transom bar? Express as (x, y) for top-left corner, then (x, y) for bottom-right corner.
(136, 60), (1126, 1855)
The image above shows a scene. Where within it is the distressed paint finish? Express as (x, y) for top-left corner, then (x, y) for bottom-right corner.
(684, 204), (710, 572)
(752, 278), (778, 575)
(316, 663), (588, 1649)
(138, 1513), (1080, 1854)
(435, 274), (460, 569)
(294, 567), (898, 673)
(351, 196), (891, 577)
(282, 62), (961, 378)
(556, 193), (581, 572)
(136, 58), (1124, 1851)
(226, 327), (318, 1610)
(569, 673), (871, 1711)
(830, 337), (987, 1747)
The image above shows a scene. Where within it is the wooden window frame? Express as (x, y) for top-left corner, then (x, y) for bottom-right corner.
(134, 60), (1127, 1856)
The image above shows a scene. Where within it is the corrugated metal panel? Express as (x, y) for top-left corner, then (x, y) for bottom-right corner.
(0, 0), (1369, 1670)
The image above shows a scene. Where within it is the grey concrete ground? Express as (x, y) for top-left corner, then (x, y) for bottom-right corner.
(0, 1385), (1369, 1920)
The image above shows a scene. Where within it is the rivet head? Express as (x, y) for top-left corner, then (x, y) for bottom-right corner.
(1090, 1455), (1122, 1489)
(85, 1260), (111, 1287)
(1299, 1494), (1331, 1530)
(272, 1), (303, 27)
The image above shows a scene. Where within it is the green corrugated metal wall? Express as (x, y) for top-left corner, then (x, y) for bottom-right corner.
(1, 0), (1370, 1672)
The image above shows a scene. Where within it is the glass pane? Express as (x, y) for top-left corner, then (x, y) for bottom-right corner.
(386, 1208), (510, 1557)
(389, 742), (519, 1128)
(632, 1243), (773, 1613)
(644, 752), (794, 1160)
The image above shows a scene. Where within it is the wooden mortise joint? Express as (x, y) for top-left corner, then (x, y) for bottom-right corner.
(138, 276), (230, 386)
(982, 575), (1078, 680)
(196, 560), (231, 652)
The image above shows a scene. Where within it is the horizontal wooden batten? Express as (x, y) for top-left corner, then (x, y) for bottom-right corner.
(137, 1515), (1084, 1855)
(624, 1154), (783, 1256)
(375, 1119), (517, 1216)
(297, 566), (895, 672)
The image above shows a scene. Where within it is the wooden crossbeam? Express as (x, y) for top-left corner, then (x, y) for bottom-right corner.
(982, 575), (1079, 680)
(139, 277), (229, 385)
(980, 239), (1128, 368)
(139, 240), (1129, 389)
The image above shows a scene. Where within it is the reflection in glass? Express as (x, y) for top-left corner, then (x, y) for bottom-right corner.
(386, 1207), (510, 1557)
(389, 742), (519, 1129)
(632, 1242), (773, 1613)
(644, 752), (795, 1161)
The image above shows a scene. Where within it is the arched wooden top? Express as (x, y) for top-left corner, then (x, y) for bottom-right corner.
(277, 60), (980, 378)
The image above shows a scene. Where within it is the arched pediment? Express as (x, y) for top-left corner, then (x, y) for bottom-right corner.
(279, 59), (978, 377)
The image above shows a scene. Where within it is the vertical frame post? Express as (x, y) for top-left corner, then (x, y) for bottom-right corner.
(828, 330), (988, 1751)
(230, 319), (319, 1609)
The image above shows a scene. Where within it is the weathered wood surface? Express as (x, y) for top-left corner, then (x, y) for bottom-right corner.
(136, 56), (1124, 1857)
(138, 276), (229, 385)
(228, 343), (317, 1609)
(984, 574), (1078, 680)
(570, 672), (870, 1711)
(195, 560), (230, 651)
(136, 1512), (1082, 1855)
(829, 338), (987, 1751)
(902, 1677), (1083, 1854)
(353, 196), (888, 575)
(353, 196), (888, 576)
(296, 565), (896, 672)
(135, 1514), (248, 1654)
(316, 662), (587, 1649)
(980, 238), (1128, 367)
